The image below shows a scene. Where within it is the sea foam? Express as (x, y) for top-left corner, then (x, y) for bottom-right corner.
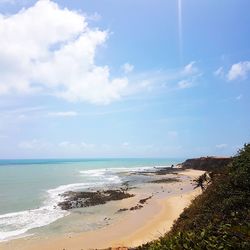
(0, 166), (156, 241)
(0, 168), (125, 241)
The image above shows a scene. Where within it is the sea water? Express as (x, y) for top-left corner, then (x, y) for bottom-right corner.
(0, 158), (182, 241)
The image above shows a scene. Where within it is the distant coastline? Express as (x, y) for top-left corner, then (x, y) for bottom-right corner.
(0, 158), (203, 249)
(1, 155), (242, 250)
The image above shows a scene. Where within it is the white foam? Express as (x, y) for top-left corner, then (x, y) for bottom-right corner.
(0, 166), (156, 242)
(0, 183), (94, 241)
(0, 169), (123, 242)
(47, 182), (93, 198)
(79, 166), (155, 176)
(79, 168), (122, 185)
(0, 203), (68, 241)
(0, 229), (30, 242)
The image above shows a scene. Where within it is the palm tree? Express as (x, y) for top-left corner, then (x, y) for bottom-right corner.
(194, 173), (207, 191)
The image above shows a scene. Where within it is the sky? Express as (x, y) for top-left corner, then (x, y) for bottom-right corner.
(0, 0), (249, 159)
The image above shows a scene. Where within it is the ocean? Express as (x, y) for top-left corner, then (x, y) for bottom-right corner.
(0, 158), (182, 241)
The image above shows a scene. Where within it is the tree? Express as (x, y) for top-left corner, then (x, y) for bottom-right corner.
(194, 173), (207, 191)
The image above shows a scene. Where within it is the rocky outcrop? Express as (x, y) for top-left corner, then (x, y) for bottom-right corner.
(132, 167), (183, 176)
(58, 189), (134, 210)
(129, 204), (143, 211)
(139, 196), (152, 204)
(117, 196), (153, 213)
(180, 157), (232, 172)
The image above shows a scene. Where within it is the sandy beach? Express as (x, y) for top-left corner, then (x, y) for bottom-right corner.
(0, 169), (204, 250)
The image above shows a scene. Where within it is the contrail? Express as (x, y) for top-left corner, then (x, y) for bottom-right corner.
(178, 0), (183, 65)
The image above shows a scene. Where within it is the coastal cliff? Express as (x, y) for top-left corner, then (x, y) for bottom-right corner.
(137, 145), (250, 250)
(180, 156), (232, 172)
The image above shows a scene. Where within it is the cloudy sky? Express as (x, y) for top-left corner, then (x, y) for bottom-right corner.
(0, 0), (249, 158)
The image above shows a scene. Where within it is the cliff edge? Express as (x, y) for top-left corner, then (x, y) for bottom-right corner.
(180, 156), (232, 172)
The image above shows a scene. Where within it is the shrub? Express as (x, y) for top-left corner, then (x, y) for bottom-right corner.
(136, 144), (250, 250)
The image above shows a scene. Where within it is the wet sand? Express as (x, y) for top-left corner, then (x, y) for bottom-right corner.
(0, 169), (204, 250)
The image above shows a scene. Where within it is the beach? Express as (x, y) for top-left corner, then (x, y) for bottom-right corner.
(0, 165), (204, 250)
(0, 0), (247, 248)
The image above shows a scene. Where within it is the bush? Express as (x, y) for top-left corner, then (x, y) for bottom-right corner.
(136, 144), (250, 250)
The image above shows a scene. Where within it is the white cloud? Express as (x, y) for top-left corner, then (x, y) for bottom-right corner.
(0, 0), (15, 4)
(86, 12), (102, 22)
(214, 67), (224, 77)
(176, 61), (201, 90)
(122, 63), (134, 74)
(58, 141), (95, 150)
(19, 140), (37, 149)
(123, 61), (201, 94)
(2, 106), (45, 115)
(167, 131), (178, 137)
(227, 61), (250, 81)
(81, 142), (95, 148)
(0, 0), (128, 104)
(0, 1), (204, 106)
(18, 139), (50, 150)
(236, 94), (243, 101)
(177, 80), (193, 89)
(48, 111), (78, 117)
(58, 141), (73, 147)
(216, 144), (227, 149)
(122, 142), (129, 147)
(182, 61), (198, 75)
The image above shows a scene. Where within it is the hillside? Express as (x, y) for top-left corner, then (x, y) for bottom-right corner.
(180, 156), (232, 172)
(136, 144), (250, 250)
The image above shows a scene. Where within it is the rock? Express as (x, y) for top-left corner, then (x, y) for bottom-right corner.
(131, 167), (183, 176)
(139, 196), (152, 204)
(58, 189), (134, 210)
(130, 204), (143, 211)
(117, 208), (129, 213)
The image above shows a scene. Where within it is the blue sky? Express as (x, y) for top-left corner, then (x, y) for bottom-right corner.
(0, 0), (249, 158)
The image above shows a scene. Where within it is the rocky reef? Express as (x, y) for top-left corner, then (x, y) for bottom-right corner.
(132, 167), (182, 176)
(117, 195), (153, 213)
(58, 189), (134, 210)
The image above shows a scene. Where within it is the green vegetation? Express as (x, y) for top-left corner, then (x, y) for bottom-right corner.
(136, 144), (250, 250)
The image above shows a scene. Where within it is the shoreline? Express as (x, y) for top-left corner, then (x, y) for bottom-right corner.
(0, 169), (204, 250)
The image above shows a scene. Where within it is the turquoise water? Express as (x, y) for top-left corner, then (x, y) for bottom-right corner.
(0, 158), (182, 241)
